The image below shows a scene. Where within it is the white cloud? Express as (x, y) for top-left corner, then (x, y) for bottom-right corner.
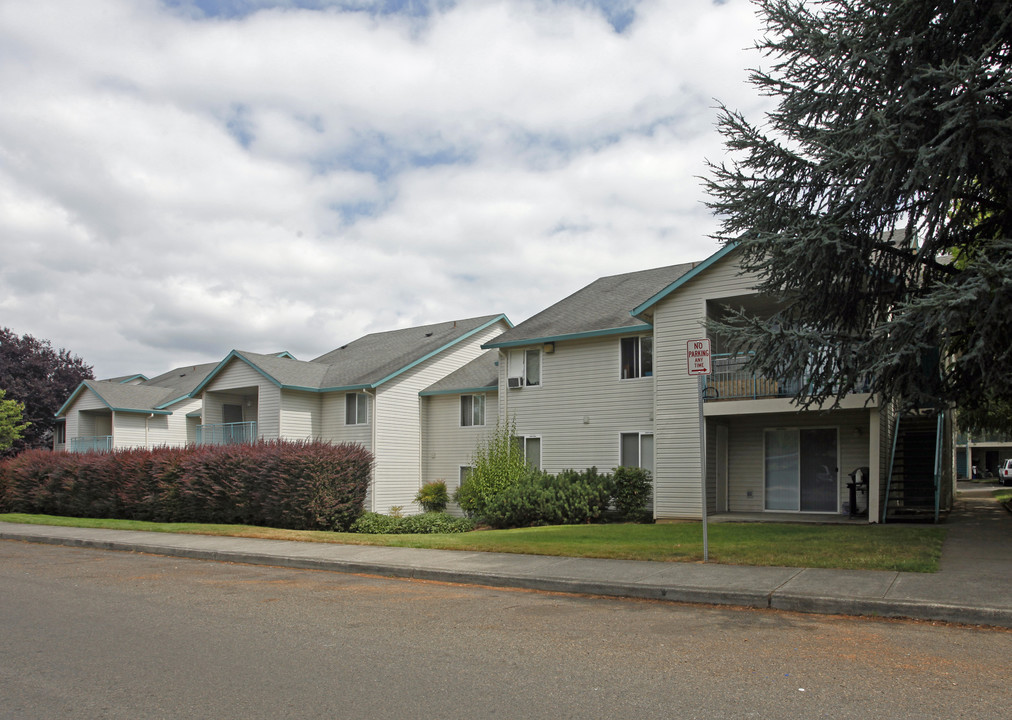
(0, 0), (766, 378)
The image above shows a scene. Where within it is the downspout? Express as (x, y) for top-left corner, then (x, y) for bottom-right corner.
(145, 413), (154, 450)
(365, 388), (378, 513)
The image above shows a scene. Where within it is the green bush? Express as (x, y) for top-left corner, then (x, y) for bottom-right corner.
(351, 511), (474, 534)
(454, 416), (529, 517)
(482, 467), (613, 528)
(611, 466), (653, 522)
(414, 480), (449, 513)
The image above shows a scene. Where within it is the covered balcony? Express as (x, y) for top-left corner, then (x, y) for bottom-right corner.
(196, 421), (258, 446)
(69, 436), (113, 453)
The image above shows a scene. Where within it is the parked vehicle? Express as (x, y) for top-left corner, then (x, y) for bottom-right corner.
(1000, 459), (1012, 486)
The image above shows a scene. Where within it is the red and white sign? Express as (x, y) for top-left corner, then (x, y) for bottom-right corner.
(686, 338), (712, 376)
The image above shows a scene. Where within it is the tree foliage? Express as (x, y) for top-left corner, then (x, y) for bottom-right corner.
(704, 1), (1012, 432)
(0, 328), (94, 454)
(0, 389), (29, 452)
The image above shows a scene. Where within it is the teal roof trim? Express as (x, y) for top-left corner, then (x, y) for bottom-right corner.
(631, 243), (738, 319)
(419, 385), (497, 397)
(482, 323), (653, 349)
(189, 350), (285, 396)
(118, 374), (148, 384)
(367, 314), (511, 389)
(55, 381), (174, 416)
(154, 394), (196, 410)
(55, 381), (90, 417)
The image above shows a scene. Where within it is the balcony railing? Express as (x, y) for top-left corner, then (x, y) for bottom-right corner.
(69, 436), (113, 453)
(703, 353), (802, 401)
(196, 421), (258, 446)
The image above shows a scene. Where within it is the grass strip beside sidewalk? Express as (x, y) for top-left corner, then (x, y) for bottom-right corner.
(0, 513), (944, 572)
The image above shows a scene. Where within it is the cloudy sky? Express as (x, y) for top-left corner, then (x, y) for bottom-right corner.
(1, 0), (767, 379)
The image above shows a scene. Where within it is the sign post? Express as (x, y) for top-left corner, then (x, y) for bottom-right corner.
(687, 339), (712, 562)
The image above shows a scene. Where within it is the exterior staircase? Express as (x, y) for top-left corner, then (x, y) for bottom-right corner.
(882, 413), (945, 523)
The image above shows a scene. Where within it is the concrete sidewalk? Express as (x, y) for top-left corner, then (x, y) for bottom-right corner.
(3, 491), (1010, 628)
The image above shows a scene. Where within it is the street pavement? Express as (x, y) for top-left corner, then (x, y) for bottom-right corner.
(2, 483), (1010, 628)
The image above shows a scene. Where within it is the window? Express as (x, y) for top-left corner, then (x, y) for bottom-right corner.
(460, 394), (485, 427)
(459, 466), (473, 489)
(345, 393), (368, 425)
(620, 336), (653, 379)
(512, 435), (542, 469)
(507, 348), (541, 387)
(620, 432), (654, 476)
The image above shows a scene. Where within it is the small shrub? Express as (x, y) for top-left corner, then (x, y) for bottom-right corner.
(351, 511), (474, 534)
(611, 466), (653, 522)
(482, 467), (613, 528)
(415, 480), (449, 513)
(388, 505), (404, 518)
(454, 416), (529, 517)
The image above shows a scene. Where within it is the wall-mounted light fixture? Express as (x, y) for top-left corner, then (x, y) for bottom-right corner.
(544, 342), (555, 354)
(583, 415), (590, 425)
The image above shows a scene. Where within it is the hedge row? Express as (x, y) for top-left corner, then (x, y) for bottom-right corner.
(0, 441), (373, 531)
(463, 465), (652, 529)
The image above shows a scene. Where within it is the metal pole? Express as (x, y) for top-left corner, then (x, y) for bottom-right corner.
(699, 375), (708, 562)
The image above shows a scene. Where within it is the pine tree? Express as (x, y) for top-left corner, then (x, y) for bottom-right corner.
(704, 0), (1012, 432)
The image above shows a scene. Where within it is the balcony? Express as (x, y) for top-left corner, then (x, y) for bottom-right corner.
(69, 436), (113, 453)
(703, 353), (798, 401)
(196, 421), (258, 446)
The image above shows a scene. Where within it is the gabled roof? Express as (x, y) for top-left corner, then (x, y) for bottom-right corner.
(191, 314), (512, 395)
(56, 380), (177, 417)
(420, 350), (500, 396)
(189, 350), (332, 395)
(631, 244), (739, 320)
(56, 361), (219, 417)
(101, 373), (149, 384)
(483, 263), (697, 349)
(315, 314), (510, 389)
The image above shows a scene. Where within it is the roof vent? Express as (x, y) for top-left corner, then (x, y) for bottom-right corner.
(425, 332), (433, 337)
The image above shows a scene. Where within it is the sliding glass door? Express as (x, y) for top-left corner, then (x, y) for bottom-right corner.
(764, 428), (838, 512)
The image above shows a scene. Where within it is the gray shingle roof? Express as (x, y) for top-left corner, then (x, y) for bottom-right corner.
(485, 263), (695, 347)
(420, 350), (499, 395)
(142, 362), (220, 400)
(314, 314), (507, 388)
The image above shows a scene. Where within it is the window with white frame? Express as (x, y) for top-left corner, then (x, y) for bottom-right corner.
(620, 336), (653, 379)
(507, 348), (541, 387)
(460, 394), (485, 427)
(511, 435), (542, 469)
(620, 432), (654, 476)
(345, 393), (368, 425)
(459, 465), (473, 490)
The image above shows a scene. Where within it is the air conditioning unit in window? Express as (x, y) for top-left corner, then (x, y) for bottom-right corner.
(507, 377), (523, 389)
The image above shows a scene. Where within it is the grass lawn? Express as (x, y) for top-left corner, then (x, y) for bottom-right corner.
(0, 513), (945, 572)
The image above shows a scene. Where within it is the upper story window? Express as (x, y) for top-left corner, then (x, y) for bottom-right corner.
(621, 336), (653, 379)
(460, 394), (485, 427)
(345, 393), (368, 425)
(507, 348), (541, 388)
(512, 435), (542, 470)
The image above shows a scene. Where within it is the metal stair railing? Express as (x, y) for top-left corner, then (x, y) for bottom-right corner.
(881, 415), (902, 524)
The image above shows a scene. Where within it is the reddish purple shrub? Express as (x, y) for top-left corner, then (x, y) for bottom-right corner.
(0, 441), (373, 530)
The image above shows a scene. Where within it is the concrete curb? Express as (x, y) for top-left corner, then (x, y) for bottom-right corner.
(4, 527), (1010, 628)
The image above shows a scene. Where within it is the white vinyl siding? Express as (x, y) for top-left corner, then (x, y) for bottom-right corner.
(651, 251), (758, 518)
(372, 320), (509, 514)
(495, 335), (653, 477)
(321, 392), (372, 448)
(281, 390), (321, 440)
(421, 392), (499, 514)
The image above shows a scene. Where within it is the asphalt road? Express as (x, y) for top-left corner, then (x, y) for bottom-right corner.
(1, 541), (1009, 719)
